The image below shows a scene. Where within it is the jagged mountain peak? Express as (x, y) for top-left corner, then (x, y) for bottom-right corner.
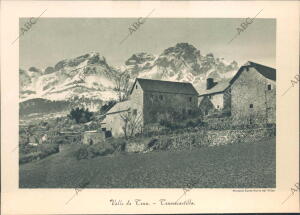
(124, 43), (239, 91)
(162, 42), (200, 57)
(125, 52), (155, 65)
(20, 45), (240, 112)
(20, 51), (118, 103)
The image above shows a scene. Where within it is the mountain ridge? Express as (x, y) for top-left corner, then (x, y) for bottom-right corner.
(20, 43), (239, 115)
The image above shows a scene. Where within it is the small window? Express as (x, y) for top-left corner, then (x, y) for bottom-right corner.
(208, 95), (211, 99)
(136, 85), (138, 89)
(249, 104), (253, 108)
(217, 105), (220, 109)
(105, 130), (112, 138)
(133, 109), (137, 115)
(150, 94), (154, 103)
(246, 67), (249, 71)
(267, 84), (272, 90)
(189, 97), (192, 102)
(159, 95), (163, 100)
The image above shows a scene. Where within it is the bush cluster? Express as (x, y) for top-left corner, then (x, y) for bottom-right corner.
(68, 107), (93, 124)
(147, 138), (171, 151)
(74, 139), (127, 160)
(19, 144), (59, 164)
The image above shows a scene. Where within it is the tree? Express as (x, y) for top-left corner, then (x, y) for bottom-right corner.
(68, 107), (93, 124)
(100, 100), (116, 114)
(113, 69), (131, 102)
(120, 111), (142, 139)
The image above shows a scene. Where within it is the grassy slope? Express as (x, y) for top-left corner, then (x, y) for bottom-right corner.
(20, 137), (275, 188)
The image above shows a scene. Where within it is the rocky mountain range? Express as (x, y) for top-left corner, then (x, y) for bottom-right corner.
(19, 43), (239, 116)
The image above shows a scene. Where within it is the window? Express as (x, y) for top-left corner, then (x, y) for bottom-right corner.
(208, 95), (211, 99)
(188, 109), (192, 115)
(217, 105), (220, 109)
(105, 130), (112, 138)
(267, 84), (272, 90)
(249, 104), (253, 108)
(136, 85), (138, 89)
(246, 67), (249, 71)
(159, 95), (163, 100)
(133, 109), (137, 115)
(189, 97), (192, 102)
(150, 94), (154, 103)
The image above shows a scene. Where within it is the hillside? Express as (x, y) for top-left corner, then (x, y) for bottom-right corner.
(19, 137), (275, 188)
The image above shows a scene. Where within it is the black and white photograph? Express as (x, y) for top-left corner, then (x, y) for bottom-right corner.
(18, 17), (276, 189)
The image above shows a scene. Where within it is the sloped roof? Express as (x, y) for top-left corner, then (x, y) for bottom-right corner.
(199, 61), (276, 96)
(105, 100), (130, 115)
(230, 61), (276, 84)
(198, 79), (232, 96)
(131, 78), (199, 95)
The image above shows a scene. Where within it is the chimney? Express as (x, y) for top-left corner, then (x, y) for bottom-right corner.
(207, 78), (215, 90)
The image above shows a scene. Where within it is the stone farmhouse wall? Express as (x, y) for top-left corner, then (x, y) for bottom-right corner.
(231, 67), (276, 125)
(199, 88), (231, 117)
(143, 91), (198, 124)
(83, 131), (106, 145)
(129, 81), (198, 125)
(129, 81), (144, 125)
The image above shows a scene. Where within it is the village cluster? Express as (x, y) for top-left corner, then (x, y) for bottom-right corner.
(83, 61), (276, 145)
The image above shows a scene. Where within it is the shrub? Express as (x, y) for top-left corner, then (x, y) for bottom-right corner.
(38, 144), (59, 157)
(109, 139), (127, 152)
(68, 107), (93, 124)
(19, 144), (38, 154)
(19, 144), (59, 164)
(153, 139), (172, 151)
(19, 152), (42, 164)
(74, 143), (115, 160)
(74, 145), (89, 160)
(88, 143), (114, 158)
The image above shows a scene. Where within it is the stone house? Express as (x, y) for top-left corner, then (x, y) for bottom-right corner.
(198, 61), (276, 125)
(130, 78), (199, 124)
(102, 78), (199, 137)
(82, 130), (108, 145)
(101, 100), (131, 137)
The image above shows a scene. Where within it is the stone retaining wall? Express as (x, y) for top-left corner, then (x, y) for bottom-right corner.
(147, 127), (275, 151)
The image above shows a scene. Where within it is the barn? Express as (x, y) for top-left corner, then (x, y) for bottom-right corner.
(130, 78), (199, 124)
(101, 100), (131, 137)
(198, 61), (276, 125)
(102, 78), (199, 137)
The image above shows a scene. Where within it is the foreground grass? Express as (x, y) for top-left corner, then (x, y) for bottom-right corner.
(20, 137), (275, 188)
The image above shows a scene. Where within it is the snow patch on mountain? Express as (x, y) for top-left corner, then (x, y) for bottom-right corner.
(123, 43), (239, 92)
(20, 43), (240, 114)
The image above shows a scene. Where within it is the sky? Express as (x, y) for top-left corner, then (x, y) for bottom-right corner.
(19, 18), (276, 70)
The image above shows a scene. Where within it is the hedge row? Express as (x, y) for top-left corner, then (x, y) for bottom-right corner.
(74, 138), (126, 160)
(19, 144), (59, 164)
